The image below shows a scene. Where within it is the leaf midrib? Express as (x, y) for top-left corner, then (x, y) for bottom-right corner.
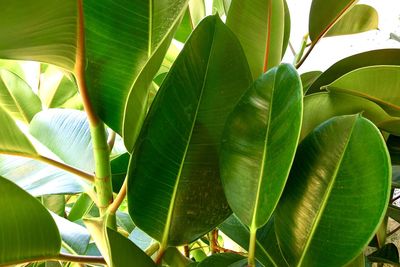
(296, 118), (357, 267)
(160, 21), (218, 247)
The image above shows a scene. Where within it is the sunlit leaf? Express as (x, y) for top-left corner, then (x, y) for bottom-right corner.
(276, 115), (391, 267)
(128, 15), (252, 246)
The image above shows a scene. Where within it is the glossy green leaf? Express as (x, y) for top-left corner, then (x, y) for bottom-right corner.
(0, 1), (77, 71)
(344, 254), (367, 267)
(325, 65), (400, 116)
(39, 65), (78, 109)
(128, 15), (252, 246)
(163, 247), (193, 267)
(0, 69), (41, 123)
(0, 155), (86, 196)
(219, 215), (288, 267)
(0, 106), (37, 156)
(302, 92), (400, 141)
(111, 153), (130, 193)
(300, 71), (322, 94)
(0, 177), (61, 265)
(43, 195), (65, 217)
(189, 0), (206, 26)
(368, 243), (400, 266)
(212, 0), (226, 15)
(30, 109), (94, 173)
(387, 135), (400, 165)
(175, 10), (193, 43)
(220, 63), (302, 229)
(326, 5), (378, 37)
(84, 0), (188, 145)
(275, 115), (391, 267)
(307, 49), (400, 94)
(128, 227), (154, 250)
(51, 213), (90, 255)
(198, 253), (245, 267)
(227, 0), (285, 78)
(282, 0), (291, 57)
(68, 193), (93, 221)
(107, 228), (156, 267)
(309, 0), (357, 42)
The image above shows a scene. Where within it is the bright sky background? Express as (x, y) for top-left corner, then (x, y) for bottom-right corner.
(284, 0), (400, 73)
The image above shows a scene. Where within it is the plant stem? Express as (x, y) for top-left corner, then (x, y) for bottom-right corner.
(107, 130), (116, 151)
(0, 253), (106, 266)
(155, 245), (166, 265)
(36, 155), (94, 182)
(108, 177), (127, 214)
(75, 0), (114, 219)
(248, 226), (257, 267)
(293, 34), (309, 66)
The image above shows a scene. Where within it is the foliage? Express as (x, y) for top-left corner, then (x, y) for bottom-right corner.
(0, 0), (398, 266)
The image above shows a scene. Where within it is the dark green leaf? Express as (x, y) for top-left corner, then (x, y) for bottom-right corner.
(368, 243), (399, 266)
(393, 165), (400, 188)
(307, 49), (400, 94)
(198, 253), (245, 267)
(220, 64), (302, 229)
(164, 247), (193, 267)
(226, 0), (285, 78)
(387, 205), (400, 223)
(387, 135), (400, 165)
(282, 0), (291, 57)
(128, 15), (252, 246)
(0, 177), (61, 265)
(326, 5), (378, 37)
(276, 115), (391, 267)
(111, 153), (130, 193)
(0, 69), (41, 123)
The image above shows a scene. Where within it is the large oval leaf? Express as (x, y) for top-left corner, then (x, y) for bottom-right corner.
(0, 69), (42, 123)
(127, 15), (252, 247)
(0, 1), (77, 71)
(220, 63), (302, 229)
(302, 92), (400, 141)
(325, 65), (400, 116)
(307, 49), (400, 94)
(325, 4), (378, 37)
(0, 176), (61, 265)
(30, 109), (94, 173)
(226, 0), (285, 78)
(309, 0), (357, 42)
(275, 115), (391, 267)
(83, 0), (188, 140)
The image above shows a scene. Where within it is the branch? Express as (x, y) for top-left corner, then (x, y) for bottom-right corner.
(0, 253), (106, 266)
(108, 177), (127, 214)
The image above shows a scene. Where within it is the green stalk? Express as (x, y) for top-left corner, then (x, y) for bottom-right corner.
(248, 226), (257, 267)
(90, 123), (114, 216)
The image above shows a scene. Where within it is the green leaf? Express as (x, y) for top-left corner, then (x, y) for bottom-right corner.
(282, 0), (291, 57)
(212, 0), (226, 15)
(127, 15), (252, 246)
(189, 0), (206, 27)
(163, 247), (193, 267)
(0, 107), (37, 156)
(344, 253), (367, 267)
(107, 228), (156, 267)
(51, 213), (90, 255)
(128, 227), (154, 250)
(0, 1), (77, 71)
(0, 177), (61, 265)
(309, 0), (357, 42)
(393, 165), (400, 188)
(302, 92), (400, 141)
(198, 253), (245, 267)
(30, 109), (94, 173)
(220, 63), (302, 229)
(68, 193), (93, 221)
(219, 215), (288, 267)
(368, 243), (400, 266)
(83, 0), (188, 143)
(326, 5), (378, 37)
(307, 49), (400, 94)
(175, 10), (193, 43)
(111, 153), (130, 193)
(0, 69), (42, 123)
(43, 195), (65, 217)
(226, 0), (285, 78)
(0, 155), (86, 196)
(325, 65), (400, 117)
(387, 135), (400, 165)
(38, 65), (78, 108)
(387, 205), (400, 223)
(275, 115), (391, 267)
(300, 71), (322, 94)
